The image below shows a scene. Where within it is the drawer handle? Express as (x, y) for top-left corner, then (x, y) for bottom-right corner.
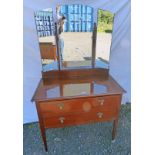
(58, 103), (64, 110)
(98, 99), (105, 106)
(97, 112), (103, 118)
(59, 117), (65, 124)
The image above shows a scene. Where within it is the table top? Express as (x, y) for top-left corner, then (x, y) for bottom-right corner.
(32, 75), (125, 102)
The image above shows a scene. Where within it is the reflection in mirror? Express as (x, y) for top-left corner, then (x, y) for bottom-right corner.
(96, 10), (114, 68)
(47, 86), (60, 98)
(63, 83), (107, 97)
(34, 7), (115, 72)
(34, 8), (58, 72)
(57, 4), (94, 69)
(46, 82), (107, 98)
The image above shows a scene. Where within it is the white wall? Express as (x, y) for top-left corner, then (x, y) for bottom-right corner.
(109, 1), (131, 103)
(23, 0), (131, 123)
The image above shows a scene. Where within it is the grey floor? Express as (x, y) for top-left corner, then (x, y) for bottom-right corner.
(23, 104), (131, 155)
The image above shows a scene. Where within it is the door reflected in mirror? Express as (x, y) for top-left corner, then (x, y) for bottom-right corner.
(96, 10), (115, 68)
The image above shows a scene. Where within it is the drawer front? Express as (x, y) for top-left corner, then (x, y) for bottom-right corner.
(40, 43), (56, 59)
(39, 95), (120, 117)
(43, 108), (116, 128)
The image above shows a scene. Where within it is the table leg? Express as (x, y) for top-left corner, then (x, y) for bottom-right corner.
(112, 119), (118, 142)
(36, 103), (48, 151)
(40, 124), (48, 152)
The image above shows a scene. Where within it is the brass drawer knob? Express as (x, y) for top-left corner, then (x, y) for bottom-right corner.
(58, 103), (64, 110)
(99, 99), (104, 106)
(59, 117), (65, 124)
(97, 112), (103, 118)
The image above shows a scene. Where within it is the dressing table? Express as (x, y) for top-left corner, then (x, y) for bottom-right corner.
(33, 6), (125, 151)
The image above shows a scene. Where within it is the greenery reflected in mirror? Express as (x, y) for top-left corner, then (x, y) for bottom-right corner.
(96, 10), (114, 68)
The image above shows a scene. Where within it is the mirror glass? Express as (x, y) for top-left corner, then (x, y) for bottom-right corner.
(34, 7), (115, 72)
(34, 8), (58, 72)
(96, 9), (115, 69)
(57, 4), (93, 69)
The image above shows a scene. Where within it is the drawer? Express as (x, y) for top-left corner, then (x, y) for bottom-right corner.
(39, 95), (120, 116)
(43, 108), (116, 128)
(39, 43), (56, 59)
(42, 100), (118, 118)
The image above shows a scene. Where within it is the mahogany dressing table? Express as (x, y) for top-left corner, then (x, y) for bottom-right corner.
(33, 7), (125, 151)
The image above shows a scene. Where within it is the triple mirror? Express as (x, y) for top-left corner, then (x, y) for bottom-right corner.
(34, 5), (114, 72)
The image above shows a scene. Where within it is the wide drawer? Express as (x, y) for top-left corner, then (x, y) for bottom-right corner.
(43, 107), (116, 128)
(39, 95), (120, 116)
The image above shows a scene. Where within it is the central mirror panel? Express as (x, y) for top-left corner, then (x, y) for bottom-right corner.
(57, 4), (93, 69)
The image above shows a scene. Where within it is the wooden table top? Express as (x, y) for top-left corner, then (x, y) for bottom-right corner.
(32, 75), (125, 102)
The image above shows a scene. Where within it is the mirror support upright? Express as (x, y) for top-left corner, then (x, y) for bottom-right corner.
(55, 22), (61, 70)
(92, 23), (97, 68)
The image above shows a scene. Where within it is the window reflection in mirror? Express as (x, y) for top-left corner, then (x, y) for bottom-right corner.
(57, 4), (93, 69)
(34, 8), (58, 72)
(96, 10), (114, 69)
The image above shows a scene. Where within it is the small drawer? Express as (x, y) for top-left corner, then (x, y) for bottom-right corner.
(92, 95), (120, 107)
(39, 95), (120, 116)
